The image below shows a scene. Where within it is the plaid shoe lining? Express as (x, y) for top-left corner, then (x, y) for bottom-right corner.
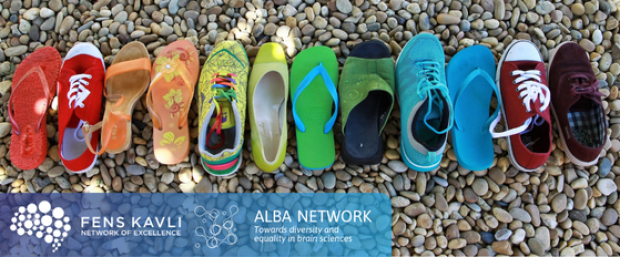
(567, 104), (606, 148)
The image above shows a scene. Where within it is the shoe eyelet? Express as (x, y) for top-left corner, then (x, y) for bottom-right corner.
(513, 80), (517, 84)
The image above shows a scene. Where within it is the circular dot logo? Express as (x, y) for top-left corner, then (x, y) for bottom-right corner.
(9, 201), (71, 252)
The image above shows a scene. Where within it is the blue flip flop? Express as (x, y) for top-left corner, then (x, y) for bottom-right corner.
(446, 45), (499, 171)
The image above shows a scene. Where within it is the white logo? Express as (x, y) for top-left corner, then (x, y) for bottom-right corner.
(194, 205), (238, 248)
(67, 74), (92, 109)
(9, 201), (71, 252)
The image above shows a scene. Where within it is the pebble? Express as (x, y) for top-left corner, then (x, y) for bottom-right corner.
(602, 208), (619, 226)
(5, 46), (28, 57)
(600, 158), (612, 177)
(580, 39), (596, 52)
(336, 0), (353, 13)
(0, 123), (11, 137)
(495, 228), (512, 241)
(492, 241), (513, 255)
(387, 161), (407, 173)
(322, 172), (336, 189)
(509, 207), (532, 223)
(437, 14), (460, 25)
(597, 178), (618, 196)
(472, 178), (489, 195)
(528, 238), (545, 255)
(572, 3), (585, 15)
(59, 16), (74, 35)
(126, 165), (145, 176)
(493, 207), (514, 223)
(551, 193), (567, 213)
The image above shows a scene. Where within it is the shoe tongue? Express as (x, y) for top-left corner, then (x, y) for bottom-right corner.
(424, 90), (444, 129)
(210, 99), (235, 129)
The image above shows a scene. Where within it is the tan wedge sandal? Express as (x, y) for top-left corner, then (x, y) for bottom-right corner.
(83, 42), (151, 154)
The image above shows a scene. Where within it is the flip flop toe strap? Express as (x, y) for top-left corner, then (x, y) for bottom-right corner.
(146, 59), (194, 131)
(8, 66), (50, 135)
(292, 63), (338, 134)
(452, 68), (501, 135)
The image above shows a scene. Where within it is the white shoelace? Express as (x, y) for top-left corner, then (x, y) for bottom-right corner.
(491, 70), (551, 138)
(67, 74), (92, 109)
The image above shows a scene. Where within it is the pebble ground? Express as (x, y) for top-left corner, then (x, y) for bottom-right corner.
(1, 0), (620, 256)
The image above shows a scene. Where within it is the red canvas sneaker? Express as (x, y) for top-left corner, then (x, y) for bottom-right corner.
(58, 43), (105, 173)
(494, 40), (552, 171)
(548, 42), (607, 166)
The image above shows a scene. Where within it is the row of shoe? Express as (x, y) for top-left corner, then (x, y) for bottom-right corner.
(9, 36), (606, 176)
(202, 40), (395, 175)
(396, 34), (607, 172)
(206, 34), (608, 175)
(8, 40), (200, 173)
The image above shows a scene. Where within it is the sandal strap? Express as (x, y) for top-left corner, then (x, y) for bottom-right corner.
(82, 121), (104, 155)
(145, 59), (194, 130)
(105, 58), (152, 81)
(82, 111), (131, 155)
(8, 66), (50, 135)
(84, 89), (131, 155)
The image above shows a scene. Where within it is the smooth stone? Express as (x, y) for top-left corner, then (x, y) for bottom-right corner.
(551, 194), (567, 213)
(600, 158), (612, 177)
(495, 228), (512, 241)
(509, 207), (532, 223)
(387, 161), (408, 173)
(437, 13), (460, 24)
(126, 165), (145, 176)
(5, 46), (28, 57)
(336, 0), (353, 13)
(472, 178), (489, 196)
(602, 208), (619, 226)
(0, 122), (11, 137)
(528, 238), (545, 255)
(493, 207), (513, 223)
(322, 172), (336, 189)
(597, 178), (618, 196)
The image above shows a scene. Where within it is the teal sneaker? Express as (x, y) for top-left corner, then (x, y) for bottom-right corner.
(395, 33), (454, 172)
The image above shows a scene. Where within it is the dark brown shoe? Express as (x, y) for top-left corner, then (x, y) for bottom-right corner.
(548, 41), (607, 166)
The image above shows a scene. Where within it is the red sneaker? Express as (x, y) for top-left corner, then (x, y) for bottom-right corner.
(58, 43), (105, 173)
(494, 40), (552, 171)
(548, 42), (607, 166)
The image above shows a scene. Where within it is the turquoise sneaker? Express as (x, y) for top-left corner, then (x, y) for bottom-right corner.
(395, 33), (454, 172)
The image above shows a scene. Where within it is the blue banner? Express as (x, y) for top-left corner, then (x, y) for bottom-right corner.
(0, 193), (392, 257)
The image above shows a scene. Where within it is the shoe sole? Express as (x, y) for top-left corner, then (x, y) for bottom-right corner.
(60, 43), (105, 174)
(495, 40), (542, 172)
(547, 41), (598, 167)
(201, 153), (243, 177)
(401, 145), (441, 171)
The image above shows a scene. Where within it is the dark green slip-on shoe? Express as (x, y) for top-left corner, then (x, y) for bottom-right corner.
(339, 41), (395, 165)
